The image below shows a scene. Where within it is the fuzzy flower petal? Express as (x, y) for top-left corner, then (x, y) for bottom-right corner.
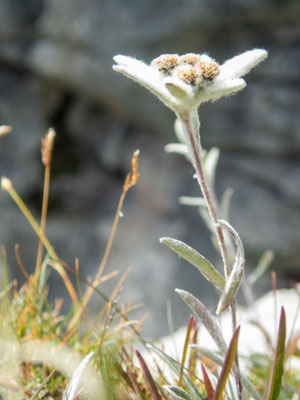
(113, 55), (178, 111)
(113, 49), (268, 114)
(219, 49), (268, 79)
(198, 78), (246, 104)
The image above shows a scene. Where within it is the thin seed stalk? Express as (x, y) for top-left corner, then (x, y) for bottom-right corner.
(35, 162), (51, 280)
(35, 128), (56, 283)
(178, 110), (242, 398)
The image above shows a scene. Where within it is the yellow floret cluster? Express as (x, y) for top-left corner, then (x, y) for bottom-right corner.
(151, 53), (220, 86)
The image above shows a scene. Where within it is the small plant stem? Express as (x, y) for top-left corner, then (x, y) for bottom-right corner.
(179, 110), (242, 398)
(179, 110), (230, 279)
(35, 161), (51, 281)
(35, 128), (55, 284)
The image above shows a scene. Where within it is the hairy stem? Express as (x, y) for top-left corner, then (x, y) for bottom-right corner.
(179, 110), (230, 278)
(178, 110), (242, 398)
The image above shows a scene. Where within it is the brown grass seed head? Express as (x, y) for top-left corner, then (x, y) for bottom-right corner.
(1, 176), (12, 191)
(41, 128), (56, 166)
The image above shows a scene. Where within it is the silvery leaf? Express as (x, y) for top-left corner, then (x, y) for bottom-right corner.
(160, 237), (225, 291)
(176, 289), (227, 355)
(216, 220), (245, 314)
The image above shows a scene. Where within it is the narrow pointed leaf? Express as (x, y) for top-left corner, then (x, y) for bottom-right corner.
(179, 196), (206, 207)
(265, 307), (286, 400)
(176, 289), (227, 355)
(213, 326), (241, 400)
(188, 320), (198, 378)
(190, 345), (224, 365)
(114, 363), (134, 391)
(165, 143), (189, 157)
(179, 316), (195, 387)
(174, 118), (188, 144)
(191, 345), (262, 400)
(220, 188), (233, 221)
(149, 345), (203, 400)
(136, 350), (161, 400)
(216, 220), (245, 314)
(201, 364), (215, 400)
(164, 386), (194, 400)
(161, 238), (225, 291)
(203, 147), (220, 189)
(128, 369), (146, 400)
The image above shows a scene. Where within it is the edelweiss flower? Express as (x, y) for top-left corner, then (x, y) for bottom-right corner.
(113, 49), (267, 115)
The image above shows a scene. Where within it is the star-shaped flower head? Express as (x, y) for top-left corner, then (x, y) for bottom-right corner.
(113, 49), (267, 115)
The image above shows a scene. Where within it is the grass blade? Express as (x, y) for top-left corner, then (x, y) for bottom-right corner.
(30, 370), (56, 400)
(265, 307), (286, 400)
(188, 319), (198, 379)
(179, 316), (195, 387)
(128, 369), (146, 400)
(200, 364), (215, 400)
(1, 177), (78, 304)
(136, 350), (161, 400)
(160, 238), (225, 291)
(149, 345), (203, 400)
(191, 345), (262, 400)
(213, 326), (241, 400)
(190, 345), (223, 365)
(164, 386), (194, 400)
(114, 362), (135, 391)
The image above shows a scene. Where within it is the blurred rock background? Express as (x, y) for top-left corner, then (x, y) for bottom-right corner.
(0, 0), (299, 337)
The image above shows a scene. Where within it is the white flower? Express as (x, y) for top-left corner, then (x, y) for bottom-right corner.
(113, 49), (267, 115)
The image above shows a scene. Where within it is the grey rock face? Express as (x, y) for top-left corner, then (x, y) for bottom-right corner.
(0, 1), (299, 336)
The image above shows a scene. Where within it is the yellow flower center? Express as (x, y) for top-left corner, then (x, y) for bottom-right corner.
(199, 60), (220, 80)
(151, 54), (179, 73)
(179, 53), (201, 66)
(176, 65), (201, 86)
